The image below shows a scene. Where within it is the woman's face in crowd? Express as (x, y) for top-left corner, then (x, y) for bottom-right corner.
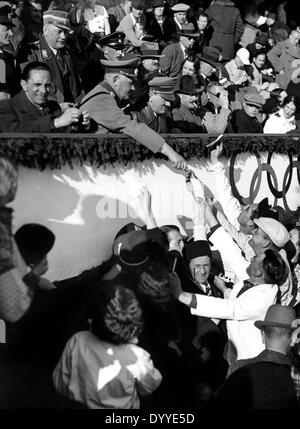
(0, 24), (13, 47)
(154, 7), (164, 18)
(283, 101), (296, 119)
(254, 53), (266, 69)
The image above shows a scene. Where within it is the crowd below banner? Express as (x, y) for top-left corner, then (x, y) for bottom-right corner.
(1, 0), (300, 411)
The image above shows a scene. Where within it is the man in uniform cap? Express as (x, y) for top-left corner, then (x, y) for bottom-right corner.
(132, 76), (177, 132)
(160, 22), (199, 77)
(79, 57), (186, 169)
(0, 6), (21, 100)
(23, 9), (82, 104)
(98, 31), (127, 60)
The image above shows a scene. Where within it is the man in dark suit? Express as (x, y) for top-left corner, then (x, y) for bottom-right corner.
(24, 9), (81, 103)
(0, 61), (90, 132)
(175, 238), (228, 403)
(160, 23), (199, 77)
(215, 305), (298, 409)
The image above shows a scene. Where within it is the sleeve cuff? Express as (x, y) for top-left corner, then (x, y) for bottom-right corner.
(207, 224), (221, 239)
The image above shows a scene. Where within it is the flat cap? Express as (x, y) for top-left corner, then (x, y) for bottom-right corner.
(254, 217), (290, 248)
(172, 3), (190, 12)
(244, 91), (265, 107)
(43, 9), (71, 31)
(140, 42), (164, 59)
(148, 76), (177, 101)
(101, 57), (140, 79)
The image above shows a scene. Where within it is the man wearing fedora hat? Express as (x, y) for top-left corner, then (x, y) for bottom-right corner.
(215, 304), (298, 409)
(0, 6), (21, 100)
(160, 23), (199, 77)
(171, 74), (205, 133)
(23, 9), (82, 104)
(129, 42), (164, 111)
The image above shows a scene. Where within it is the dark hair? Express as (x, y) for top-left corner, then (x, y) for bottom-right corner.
(262, 249), (288, 286)
(253, 50), (266, 59)
(196, 12), (208, 21)
(282, 94), (296, 107)
(22, 61), (52, 81)
(91, 285), (144, 345)
(270, 87), (285, 99)
(160, 224), (180, 237)
(137, 261), (172, 305)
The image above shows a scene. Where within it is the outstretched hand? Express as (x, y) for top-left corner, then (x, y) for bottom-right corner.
(210, 140), (223, 164)
(137, 186), (152, 215)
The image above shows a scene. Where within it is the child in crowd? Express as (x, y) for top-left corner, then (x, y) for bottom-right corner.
(53, 284), (162, 409)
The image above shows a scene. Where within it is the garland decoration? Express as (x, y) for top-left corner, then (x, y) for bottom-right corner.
(0, 133), (299, 171)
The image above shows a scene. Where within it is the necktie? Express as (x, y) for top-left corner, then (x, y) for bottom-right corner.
(56, 51), (66, 73)
(236, 280), (255, 298)
(201, 282), (211, 296)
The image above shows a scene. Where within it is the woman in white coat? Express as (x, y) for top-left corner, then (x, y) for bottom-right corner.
(263, 94), (297, 134)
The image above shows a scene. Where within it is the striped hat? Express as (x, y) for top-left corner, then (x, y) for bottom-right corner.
(43, 9), (71, 31)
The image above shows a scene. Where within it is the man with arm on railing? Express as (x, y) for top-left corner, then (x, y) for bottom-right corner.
(79, 57), (187, 170)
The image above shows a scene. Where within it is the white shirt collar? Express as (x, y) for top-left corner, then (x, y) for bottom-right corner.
(174, 17), (183, 29)
(48, 44), (58, 56)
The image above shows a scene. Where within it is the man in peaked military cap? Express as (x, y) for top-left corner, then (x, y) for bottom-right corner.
(132, 76), (177, 132)
(23, 9), (82, 104)
(98, 31), (128, 60)
(79, 58), (186, 169)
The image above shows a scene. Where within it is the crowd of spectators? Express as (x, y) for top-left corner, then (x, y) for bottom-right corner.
(1, 0), (300, 411)
(1, 138), (300, 409)
(0, 0), (300, 145)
